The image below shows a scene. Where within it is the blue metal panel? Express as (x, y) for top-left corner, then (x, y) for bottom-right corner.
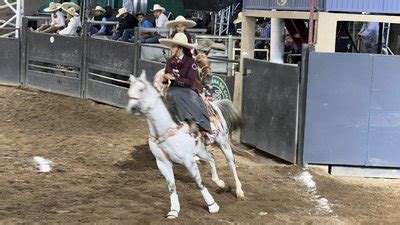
(366, 55), (400, 167)
(384, 0), (400, 14)
(326, 0), (385, 13)
(304, 52), (373, 165)
(243, 0), (325, 11)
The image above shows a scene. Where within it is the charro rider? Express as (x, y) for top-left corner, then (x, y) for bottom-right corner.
(159, 33), (213, 144)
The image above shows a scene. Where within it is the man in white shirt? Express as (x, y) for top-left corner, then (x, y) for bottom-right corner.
(58, 7), (81, 36)
(145, 4), (169, 43)
(37, 2), (65, 33)
(358, 22), (380, 53)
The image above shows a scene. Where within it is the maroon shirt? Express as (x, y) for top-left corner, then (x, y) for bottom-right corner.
(165, 55), (198, 91)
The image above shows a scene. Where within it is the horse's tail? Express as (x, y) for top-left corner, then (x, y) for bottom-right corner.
(214, 99), (243, 134)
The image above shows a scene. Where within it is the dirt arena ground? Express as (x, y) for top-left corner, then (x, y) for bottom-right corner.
(1, 85), (400, 224)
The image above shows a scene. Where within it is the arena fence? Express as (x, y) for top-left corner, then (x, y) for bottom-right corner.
(0, 36), (20, 85)
(241, 58), (301, 163)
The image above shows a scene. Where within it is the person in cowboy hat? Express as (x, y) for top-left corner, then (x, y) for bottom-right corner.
(145, 4), (169, 43)
(57, 7), (80, 36)
(36, 2), (65, 33)
(61, 2), (80, 11)
(89, 6), (112, 36)
(112, 7), (138, 41)
(167, 15), (197, 44)
(159, 33), (213, 141)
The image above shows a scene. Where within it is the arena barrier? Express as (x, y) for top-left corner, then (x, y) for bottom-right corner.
(24, 31), (83, 98)
(85, 38), (136, 108)
(304, 52), (400, 168)
(0, 37), (20, 85)
(241, 58), (301, 163)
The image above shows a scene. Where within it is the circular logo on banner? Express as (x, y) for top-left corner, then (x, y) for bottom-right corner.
(277, 0), (287, 6)
(208, 76), (231, 101)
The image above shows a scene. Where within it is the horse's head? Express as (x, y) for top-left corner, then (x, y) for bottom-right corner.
(127, 70), (160, 114)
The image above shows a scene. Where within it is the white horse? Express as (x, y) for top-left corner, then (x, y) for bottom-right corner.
(127, 71), (244, 219)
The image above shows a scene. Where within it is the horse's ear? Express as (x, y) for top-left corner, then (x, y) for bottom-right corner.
(129, 75), (136, 82)
(139, 70), (147, 81)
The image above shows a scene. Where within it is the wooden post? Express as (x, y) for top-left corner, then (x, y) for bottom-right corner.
(233, 13), (256, 142)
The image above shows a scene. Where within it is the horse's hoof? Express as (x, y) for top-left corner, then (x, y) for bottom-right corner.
(236, 189), (245, 199)
(208, 202), (220, 214)
(166, 211), (178, 219)
(214, 179), (225, 189)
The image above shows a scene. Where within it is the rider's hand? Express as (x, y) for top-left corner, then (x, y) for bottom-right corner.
(164, 73), (176, 81)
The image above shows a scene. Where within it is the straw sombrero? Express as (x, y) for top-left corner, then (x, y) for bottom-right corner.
(94, 6), (106, 13)
(43, 2), (62, 12)
(116, 8), (128, 18)
(150, 4), (166, 12)
(61, 2), (80, 11)
(166, 16), (197, 29)
(159, 33), (197, 50)
(65, 7), (79, 17)
(233, 12), (242, 24)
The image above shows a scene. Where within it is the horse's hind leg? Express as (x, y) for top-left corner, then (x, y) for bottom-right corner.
(196, 144), (225, 189)
(184, 159), (220, 213)
(155, 159), (180, 219)
(216, 135), (245, 199)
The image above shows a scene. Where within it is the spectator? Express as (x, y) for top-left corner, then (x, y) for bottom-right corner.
(90, 6), (106, 35)
(112, 7), (139, 41)
(137, 12), (154, 42)
(255, 18), (271, 60)
(167, 16), (196, 43)
(123, 0), (134, 14)
(58, 7), (80, 36)
(145, 4), (168, 43)
(36, 2), (65, 33)
(91, 6), (113, 36)
(358, 22), (379, 53)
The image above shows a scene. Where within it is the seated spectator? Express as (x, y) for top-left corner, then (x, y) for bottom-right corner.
(255, 18), (271, 60)
(166, 15), (196, 43)
(36, 2), (65, 33)
(137, 12), (154, 42)
(112, 7), (138, 41)
(145, 4), (168, 43)
(91, 6), (113, 36)
(57, 7), (80, 36)
(89, 6), (112, 36)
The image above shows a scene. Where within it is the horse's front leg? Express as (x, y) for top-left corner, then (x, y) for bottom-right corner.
(150, 141), (180, 219)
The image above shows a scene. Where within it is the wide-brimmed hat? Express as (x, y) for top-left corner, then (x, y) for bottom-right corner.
(43, 2), (62, 12)
(61, 2), (80, 11)
(116, 7), (128, 18)
(65, 7), (79, 17)
(150, 4), (166, 12)
(160, 33), (197, 50)
(166, 16), (196, 29)
(94, 6), (106, 13)
(233, 12), (242, 24)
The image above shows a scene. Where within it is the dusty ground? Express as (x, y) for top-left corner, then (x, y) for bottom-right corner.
(1, 85), (400, 224)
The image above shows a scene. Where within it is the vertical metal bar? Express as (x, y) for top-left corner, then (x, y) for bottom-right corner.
(15, 0), (22, 38)
(308, 0), (315, 45)
(227, 35), (234, 77)
(133, 27), (140, 76)
(81, 0), (90, 98)
(297, 44), (311, 167)
(378, 23), (383, 54)
(19, 17), (28, 85)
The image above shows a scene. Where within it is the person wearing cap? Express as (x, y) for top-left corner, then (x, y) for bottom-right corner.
(255, 18), (271, 60)
(112, 7), (138, 41)
(136, 12), (154, 42)
(57, 7), (80, 36)
(91, 6), (113, 36)
(145, 4), (169, 43)
(159, 33), (213, 141)
(36, 2), (65, 33)
(167, 15), (197, 44)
